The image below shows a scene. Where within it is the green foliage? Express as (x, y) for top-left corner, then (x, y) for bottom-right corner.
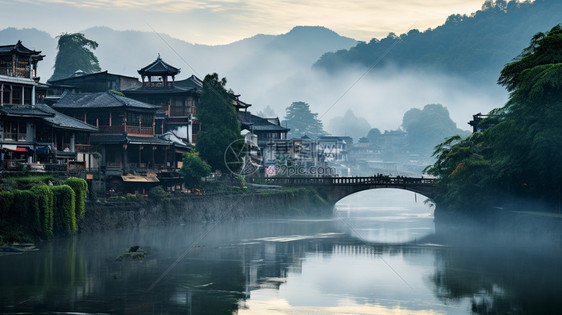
(148, 186), (169, 201)
(0, 191), (14, 221)
(30, 183), (54, 237)
(427, 25), (562, 212)
(50, 185), (77, 235)
(195, 73), (243, 172)
(283, 101), (326, 139)
(315, 0), (562, 83)
(65, 177), (88, 220)
(12, 189), (41, 234)
(109, 89), (125, 96)
(179, 149), (212, 188)
(49, 33), (101, 82)
(3, 175), (53, 190)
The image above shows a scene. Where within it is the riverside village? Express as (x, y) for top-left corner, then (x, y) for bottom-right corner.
(0, 38), (434, 227)
(2, 17), (562, 314)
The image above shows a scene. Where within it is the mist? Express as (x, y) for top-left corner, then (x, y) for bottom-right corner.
(5, 27), (509, 136)
(225, 64), (508, 135)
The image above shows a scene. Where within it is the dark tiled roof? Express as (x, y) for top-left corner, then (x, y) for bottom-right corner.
(124, 85), (195, 95)
(35, 103), (98, 132)
(237, 111), (290, 132)
(53, 92), (159, 110)
(0, 105), (51, 117)
(174, 75), (203, 91)
(138, 56), (180, 76)
(0, 41), (42, 56)
(0, 103), (97, 132)
(90, 134), (175, 146)
(49, 70), (139, 85)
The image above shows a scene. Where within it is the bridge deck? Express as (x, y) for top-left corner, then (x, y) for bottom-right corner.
(263, 176), (436, 186)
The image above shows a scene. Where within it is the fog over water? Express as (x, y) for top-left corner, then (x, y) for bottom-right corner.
(1, 189), (560, 314)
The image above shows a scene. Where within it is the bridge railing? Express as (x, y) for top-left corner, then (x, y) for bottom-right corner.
(263, 176), (436, 186)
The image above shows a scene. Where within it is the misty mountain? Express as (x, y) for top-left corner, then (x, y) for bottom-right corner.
(314, 0), (562, 86)
(0, 25), (356, 94)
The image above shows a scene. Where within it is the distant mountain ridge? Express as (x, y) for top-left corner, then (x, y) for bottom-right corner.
(0, 26), (357, 84)
(314, 0), (562, 85)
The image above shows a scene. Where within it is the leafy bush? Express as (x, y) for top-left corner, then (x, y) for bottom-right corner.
(179, 149), (211, 188)
(31, 183), (54, 237)
(0, 191), (14, 221)
(12, 189), (41, 234)
(65, 177), (88, 220)
(50, 185), (77, 235)
(148, 186), (172, 215)
(148, 186), (169, 202)
(3, 175), (53, 190)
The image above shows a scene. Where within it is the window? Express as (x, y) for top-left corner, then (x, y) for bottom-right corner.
(2, 85), (10, 104)
(24, 87), (32, 105)
(12, 86), (22, 105)
(3, 121), (27, 141)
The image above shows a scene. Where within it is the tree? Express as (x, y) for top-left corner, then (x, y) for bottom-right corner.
(283, 101), (326, 138)
(426, 24), (562, 211)
(179, 149), (212, 188)
(195, 73), (242, 172)
(49, 33), (101, 82)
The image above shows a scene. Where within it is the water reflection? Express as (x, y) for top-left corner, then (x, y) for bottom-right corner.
(0, 189), (560, 314)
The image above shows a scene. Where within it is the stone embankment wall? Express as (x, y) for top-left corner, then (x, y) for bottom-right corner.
(80, 189), (331, 232)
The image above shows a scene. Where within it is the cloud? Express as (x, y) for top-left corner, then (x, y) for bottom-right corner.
(6, 0), (488, 44)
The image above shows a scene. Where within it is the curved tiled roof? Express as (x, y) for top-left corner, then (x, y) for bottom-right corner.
(53, 92), (160, 110)
(35, 103), (98, 132)
(138, 56), (180, 76)
(0, 40), (42, 56)
(237, 111), (290, 132)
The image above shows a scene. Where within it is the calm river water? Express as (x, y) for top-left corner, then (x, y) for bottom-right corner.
(1, 189), (561, 314)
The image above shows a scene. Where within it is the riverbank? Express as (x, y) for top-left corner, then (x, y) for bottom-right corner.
(80, 188), (332, 232)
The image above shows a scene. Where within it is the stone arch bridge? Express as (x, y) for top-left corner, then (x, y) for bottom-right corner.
(263, 176), (436, 204)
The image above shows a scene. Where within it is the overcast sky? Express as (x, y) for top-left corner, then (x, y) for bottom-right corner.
(1, 0), (487, 44)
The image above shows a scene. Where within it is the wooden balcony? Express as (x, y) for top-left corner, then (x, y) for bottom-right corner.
(142, 82), (174, 88)
(74, 144), (92, 152)
(97, 125), (154, 136)
(98, 125), (125, 134)
(126, 126), (154, 136)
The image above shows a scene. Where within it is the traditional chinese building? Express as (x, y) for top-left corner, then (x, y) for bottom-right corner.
(47, 70), (141, 96)
(52, 91), (187, 191)
(123, 56), (201, 144)
(1, 41), (97, 172)
(237, 111), (290, 149)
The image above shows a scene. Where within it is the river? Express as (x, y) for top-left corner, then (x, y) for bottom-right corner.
(1, 189), (561, 314)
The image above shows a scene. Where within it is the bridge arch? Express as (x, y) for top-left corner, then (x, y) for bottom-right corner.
(263, 176), (436, 205)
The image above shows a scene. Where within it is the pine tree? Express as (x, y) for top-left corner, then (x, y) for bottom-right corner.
(195, 73), (242, 172)
(283, 101), (326, 138)
(49, 33), (101, 82)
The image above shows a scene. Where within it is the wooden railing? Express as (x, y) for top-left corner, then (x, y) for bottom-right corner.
(97, 125), (154, 135)
(263, 176), (436, 186)
(142, 82), (174, 88)
(74, 144), (92, 152)
(98, 125), (124, 134)
(126, 126), (154, 135)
